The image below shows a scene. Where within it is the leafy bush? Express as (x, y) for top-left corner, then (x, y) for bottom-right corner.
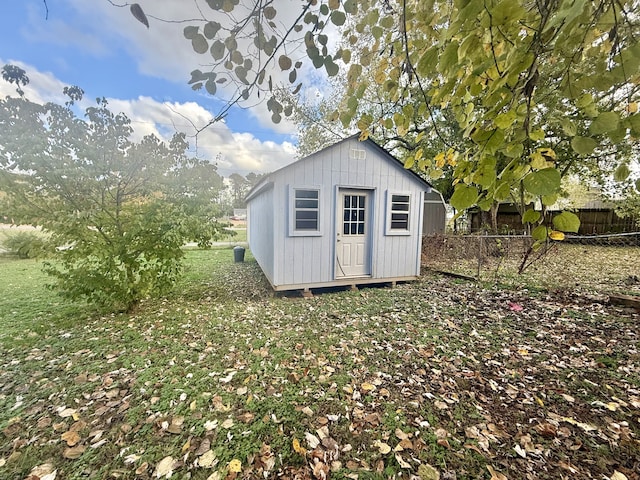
(1, 70), (228, 312)
(1, 230), (48, 259)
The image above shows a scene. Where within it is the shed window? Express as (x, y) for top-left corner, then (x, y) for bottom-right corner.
(289, 187), (321, 236)
(386, 192), (412, 235)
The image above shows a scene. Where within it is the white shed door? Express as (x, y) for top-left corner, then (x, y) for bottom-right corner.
(336, 190), (371, 278)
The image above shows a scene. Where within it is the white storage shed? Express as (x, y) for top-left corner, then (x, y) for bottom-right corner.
(245, 136), (444, 293)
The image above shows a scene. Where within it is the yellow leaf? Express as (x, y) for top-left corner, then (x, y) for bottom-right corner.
(418, 463), (440, 479)
(537, 147), (556, 160)
(549, 231), (565, 241)
(61, 430), (81, 447)
(228, 459), (242, 473)
(435, 152), (446, 168)
(374, 440), (391, 454)
(628, 102), (638, 114)
(361, 382), (376, 392)
(534, 396), (545, 407)
(181, 438), (191, 453)
(292, 438), (307, 456)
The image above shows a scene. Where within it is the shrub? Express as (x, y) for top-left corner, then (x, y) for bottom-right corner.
(1, 230), (49, 259)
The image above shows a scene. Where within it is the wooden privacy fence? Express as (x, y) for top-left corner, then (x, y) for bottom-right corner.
(421, 233), (640, 295)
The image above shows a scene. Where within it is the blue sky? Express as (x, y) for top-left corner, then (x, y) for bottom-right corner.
(0, 0), (305, 177)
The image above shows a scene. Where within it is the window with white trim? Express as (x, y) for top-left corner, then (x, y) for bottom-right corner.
(289, 187), (321, 236)
(386, 192), (411, 235)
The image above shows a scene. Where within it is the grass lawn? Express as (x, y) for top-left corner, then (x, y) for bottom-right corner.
(0, 248), (638, 479)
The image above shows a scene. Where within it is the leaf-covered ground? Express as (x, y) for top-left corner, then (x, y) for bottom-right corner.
(0, 249), (638, 480)
(423, 238), (640, 297)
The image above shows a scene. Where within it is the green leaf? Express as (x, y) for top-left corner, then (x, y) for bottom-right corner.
(192, 35), (209, 54)
(324, 59), (339, 77)
(552, 211), (580, 233)
(589, 111), (620, 135)
(628, 114), (640, 134)
(522, 168), (561, 196)
(449, 184), (479, 211)
(130, 3), (149, 28)
(184, 26), (199, 39)
(203, 21), (221, 39)
(264, 6), (277, 19)
(531, 225), (548, 241)
(430, 168), (444, 179)
(438, 42), (459, 74)
(522, 209), (541, 224)
(205, 79), (217, 95)
(490, 0), (525, 25)
(417, 48), (438, 76)
(210, 41), (225, 60)
(503, 142), (524, 158)
(494, 110), (516, 129)
(541, 193), (557, 206)
(494, 181), (511, 201)
(529, 128), (545, 141)
(404, 156), (415, 169)
(278, 55), (292, 71)
(330, 10), (346, 26)
(570, 136), (597, 155)
(473, 158), (497, 188)
(561, 118), (577, 136)
(613, 163), (631, 182)
(636, 178), (640, 192)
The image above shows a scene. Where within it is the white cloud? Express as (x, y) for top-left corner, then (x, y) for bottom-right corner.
(107, 95), (296, 175)
(1, 60), (296, 177)
(0, 59), (69, 105)
(61, 0), (330, 135)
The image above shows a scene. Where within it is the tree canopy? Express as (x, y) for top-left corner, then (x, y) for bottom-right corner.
(125, 0), (640, 240)
(0, 64), (227, 310)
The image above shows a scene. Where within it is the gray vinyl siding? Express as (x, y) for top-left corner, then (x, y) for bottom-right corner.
(247, 136), (443, 290)
(247, 184), (275, 284)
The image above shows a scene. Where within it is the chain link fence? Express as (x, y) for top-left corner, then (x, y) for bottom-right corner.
(422, 233), (640, 296)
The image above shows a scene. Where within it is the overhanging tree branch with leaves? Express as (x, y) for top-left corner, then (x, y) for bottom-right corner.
(122, 0), (639, 244)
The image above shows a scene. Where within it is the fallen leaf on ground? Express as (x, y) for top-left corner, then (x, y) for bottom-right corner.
(61, 430), (81, 447)
(57, 408), (77, 418)
(305, 432), (320, 449)
(418, 463), (440, 480)
(153, 456), (175, 478)
(611, 472), (629, 480)
(293, 438), (307, 456)
(394, 453), (411, 468)
(198, 450), (217, 468)
(63, 445), (86, 459)
(221, 418), (234, 429)
(508, 302), (523, 312)
(374, 440), (391, 454)
(29, 464), (56, 479)
(487, 465), (508, 480)
(228, 459), (242, 473)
